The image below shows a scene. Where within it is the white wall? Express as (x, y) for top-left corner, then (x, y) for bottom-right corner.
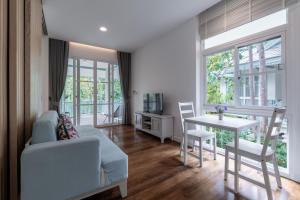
(69, 42), (117, 64)
(131, 18), (200, 141)
(286, 2), (300, 182)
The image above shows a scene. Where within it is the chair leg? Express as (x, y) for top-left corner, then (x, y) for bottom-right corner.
(213, 137), (217, 160)
(180, 137), (184, 157)
(224, 149), (229, 181)
(192, 137), (196, 152)
(273, 155), (282, 188)
(262, 160), (273, 200)
(199, 138), (203, 167)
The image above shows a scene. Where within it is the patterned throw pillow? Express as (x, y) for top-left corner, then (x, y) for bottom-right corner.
(63, 116), (80, 139)
(57, 114), (80, 140)
(57, 117), (69, 140)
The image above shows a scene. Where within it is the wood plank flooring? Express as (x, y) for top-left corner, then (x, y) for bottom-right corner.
(84, 125), (300, 200)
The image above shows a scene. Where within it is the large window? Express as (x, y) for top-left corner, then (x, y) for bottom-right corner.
(206, 36), (284, 107)
(204, 34), (287, 169)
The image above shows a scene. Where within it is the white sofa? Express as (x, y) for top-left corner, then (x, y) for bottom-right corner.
(21, 111), (128, 200)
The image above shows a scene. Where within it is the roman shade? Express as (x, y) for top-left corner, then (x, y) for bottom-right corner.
(199, 0), (299, 39)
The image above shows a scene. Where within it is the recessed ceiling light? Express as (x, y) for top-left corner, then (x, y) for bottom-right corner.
(99, 26), (108, 32)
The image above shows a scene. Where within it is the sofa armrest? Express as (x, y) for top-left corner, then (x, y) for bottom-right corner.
(21, 136), (101, 200)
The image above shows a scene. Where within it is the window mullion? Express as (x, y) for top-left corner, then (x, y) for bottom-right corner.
(73, 58), (76, 125)
(234, 47), (240, 107)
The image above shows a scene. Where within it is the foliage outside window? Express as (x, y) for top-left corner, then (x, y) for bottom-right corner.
(206, 50), (234, 104)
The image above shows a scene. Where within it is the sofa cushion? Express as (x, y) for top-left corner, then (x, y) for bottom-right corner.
(31, 111), (59, 144)
(76, 126), (128, 184)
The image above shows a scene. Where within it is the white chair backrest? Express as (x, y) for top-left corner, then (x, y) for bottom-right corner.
(178, 102), (195, 133)
(262, 107), (286, 156)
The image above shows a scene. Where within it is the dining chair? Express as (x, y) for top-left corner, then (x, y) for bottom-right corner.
(224, 107), (286, 200)
(178, 102), (217, 167)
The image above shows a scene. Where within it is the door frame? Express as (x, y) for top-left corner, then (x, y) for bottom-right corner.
(66, 58), (121, 127)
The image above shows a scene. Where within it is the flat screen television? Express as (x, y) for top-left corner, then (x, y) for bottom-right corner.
(143, 93), (163, 115)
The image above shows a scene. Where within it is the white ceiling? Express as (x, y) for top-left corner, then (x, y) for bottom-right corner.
(43, 0), (219, 52)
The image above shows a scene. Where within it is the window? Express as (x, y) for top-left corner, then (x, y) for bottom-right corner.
(205, 35), (285, 108)
(237, 36), (284, 107)
(206, 49), (234, 105)
(204, 34), (287, 169)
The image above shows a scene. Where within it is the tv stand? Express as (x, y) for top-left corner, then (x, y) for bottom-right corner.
(134, 112), (174, 143)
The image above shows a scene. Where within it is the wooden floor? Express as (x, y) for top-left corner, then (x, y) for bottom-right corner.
(85, 125), (300, 200)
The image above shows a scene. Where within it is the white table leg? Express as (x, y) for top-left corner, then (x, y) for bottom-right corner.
(234, 130), (240, 193)
(184, 121), (188, 166)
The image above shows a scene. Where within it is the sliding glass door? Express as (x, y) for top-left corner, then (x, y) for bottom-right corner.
(96, 62), (111, 125)
(61, 58), (123, 126)
(96, 62), (123, 126)
(78, 59), (94, 125)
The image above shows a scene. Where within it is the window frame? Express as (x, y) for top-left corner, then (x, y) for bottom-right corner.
(201, 25), (287, 117)
(200, 25), (289, 175)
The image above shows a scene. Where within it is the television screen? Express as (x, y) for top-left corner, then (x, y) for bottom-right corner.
(143, 93), (163, 114)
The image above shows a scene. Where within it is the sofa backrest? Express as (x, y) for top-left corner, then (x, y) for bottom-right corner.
(31, 111), (59, 144)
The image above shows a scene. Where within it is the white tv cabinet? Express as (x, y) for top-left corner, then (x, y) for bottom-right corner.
(134, 111), (174, 143)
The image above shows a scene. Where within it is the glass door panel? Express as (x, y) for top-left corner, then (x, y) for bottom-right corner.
(96, 62), (111, 125)
(96, 63), (123, 126)
(112, 64), (123, 124)
(61, 58), (76, 124)
(78, 59), (94, 125)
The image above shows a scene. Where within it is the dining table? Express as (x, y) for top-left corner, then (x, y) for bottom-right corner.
(183, 114), (260, 193)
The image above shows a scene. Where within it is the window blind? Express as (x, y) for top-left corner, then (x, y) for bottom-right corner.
(199, 0), (299, 39)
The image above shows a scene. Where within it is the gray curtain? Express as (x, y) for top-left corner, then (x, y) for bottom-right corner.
(49, 38), (69, 113)
(117, 51), (131, 125)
